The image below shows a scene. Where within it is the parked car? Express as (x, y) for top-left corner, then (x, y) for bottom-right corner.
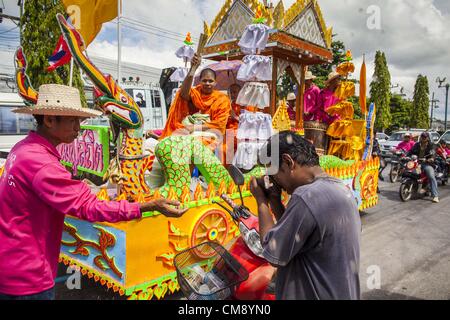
(376, 132), (390, 143)
(439, 130), (450, 145)
(380, 130), (440, 159)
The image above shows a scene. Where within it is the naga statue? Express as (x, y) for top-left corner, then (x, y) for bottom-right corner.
(56, 14), (236, 205)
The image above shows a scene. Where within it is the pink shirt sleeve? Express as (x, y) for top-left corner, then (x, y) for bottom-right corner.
(32, 162), (142, 223)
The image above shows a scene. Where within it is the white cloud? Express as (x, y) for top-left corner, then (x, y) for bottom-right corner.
(1, 0), (450, 120)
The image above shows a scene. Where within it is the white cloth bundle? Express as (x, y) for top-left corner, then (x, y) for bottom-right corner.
(237, 55), (272, 82)
(238, 24), (270, 55)
(236, 82), (271, 109)
(233, 141), (267, 171)
(175, 45), (195, 62)
(237, 111), (273, 141)
(170, 67), (189, 82)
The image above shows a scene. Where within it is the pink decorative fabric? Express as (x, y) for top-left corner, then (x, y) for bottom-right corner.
(303, 85), (321, 121)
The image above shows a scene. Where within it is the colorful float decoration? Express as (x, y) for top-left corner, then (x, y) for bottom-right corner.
(3, 1), (380, 301)
(201, 0), (379, 210)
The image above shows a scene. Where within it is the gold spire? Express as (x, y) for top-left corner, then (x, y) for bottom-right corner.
(273, 0), (285, 29)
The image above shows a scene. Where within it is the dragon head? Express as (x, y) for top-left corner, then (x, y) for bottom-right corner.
(15, 47), (38, 106)
(56, 13), (143, 130)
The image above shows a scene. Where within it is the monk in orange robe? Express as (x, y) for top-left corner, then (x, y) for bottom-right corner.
(223, 84), (242, 163)
(227, 84), (242, 131)
(161, 53), (231, 141)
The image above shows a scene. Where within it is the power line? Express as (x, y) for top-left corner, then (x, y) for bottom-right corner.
(121, 16), (199, 41)
(0, 25), (18, 34)
(119, 22), (187, 43)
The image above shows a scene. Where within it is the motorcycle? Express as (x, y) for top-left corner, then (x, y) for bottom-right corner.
(399, 154), (444, 202)
(389, 149), (409, 183)
(212, 165), (276, 300)
(435, 149), (450, 186)
(175, 165), (276, 301)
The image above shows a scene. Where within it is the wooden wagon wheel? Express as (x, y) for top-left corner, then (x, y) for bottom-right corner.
(190, 210), (230, 259)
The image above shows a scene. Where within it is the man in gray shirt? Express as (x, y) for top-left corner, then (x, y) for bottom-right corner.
(250, 131), (361, 300)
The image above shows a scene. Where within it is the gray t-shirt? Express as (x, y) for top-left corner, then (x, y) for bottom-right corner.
(262, 176), (361, 300)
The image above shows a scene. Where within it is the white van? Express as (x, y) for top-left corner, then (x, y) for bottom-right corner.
(83, 82), (168, 132)
(0, 92), (34, 157)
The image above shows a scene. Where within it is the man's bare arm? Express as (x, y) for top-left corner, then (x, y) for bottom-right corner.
(180, 53), (201, 101)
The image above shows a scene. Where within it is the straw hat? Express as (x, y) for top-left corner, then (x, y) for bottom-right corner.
(325, 71), (341, 85)
(287, 92), (296, 101)
(305, 71), (317, 80)
(12, 84), (103, 118)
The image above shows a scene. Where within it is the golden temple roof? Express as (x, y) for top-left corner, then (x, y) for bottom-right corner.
(204, 0), (332, 48)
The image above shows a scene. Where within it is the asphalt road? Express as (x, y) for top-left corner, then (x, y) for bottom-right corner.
(55, 166), (450, 300)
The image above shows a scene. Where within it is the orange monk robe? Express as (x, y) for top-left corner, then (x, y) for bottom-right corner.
(227, 102), (242, 131)
(161, 85), (231, 139)
(223, 102), (241, 162)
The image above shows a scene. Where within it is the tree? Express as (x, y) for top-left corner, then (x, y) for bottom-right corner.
(389, 94), (412, 131)
(21, 0), (86, 106)
(277, 70), (297, 99)
(409, 75), (430, 129)
(370, 51), (392, 131)
(310, 39), (346, 89)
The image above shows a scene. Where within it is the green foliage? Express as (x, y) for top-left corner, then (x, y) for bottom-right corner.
(310, 39), (346, 89)
(409, 75), (430, 129)
(278, 38), (350, 98)
(277, 71), (297, 99)
(370, 51), (392, 131)
(21, 0), (86, 107)
(389, 94), (412, 131)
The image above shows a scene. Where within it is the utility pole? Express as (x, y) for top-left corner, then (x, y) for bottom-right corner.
(430, 92), (439, 130)
(437, 77), (450, 132)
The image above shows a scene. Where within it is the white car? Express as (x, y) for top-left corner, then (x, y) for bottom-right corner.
(376, 132), (390, 143)
(439, 131), (450, 145)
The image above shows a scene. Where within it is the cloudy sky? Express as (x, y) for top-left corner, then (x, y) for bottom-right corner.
(1, 0), (449, 120)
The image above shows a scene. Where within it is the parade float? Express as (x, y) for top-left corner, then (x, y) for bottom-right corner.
(201, 0), (380, 211)
(1, 0), (379, 301)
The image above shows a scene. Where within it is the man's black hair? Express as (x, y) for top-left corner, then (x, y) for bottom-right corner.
(200, 68), (217, 80)
(33, 115), (62, 127)
(261, 131), (320, 168)
(34, 115), (44, 127)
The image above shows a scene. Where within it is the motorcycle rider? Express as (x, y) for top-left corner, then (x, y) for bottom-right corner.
(395, 133), (415, 153)
(407, 132), (439, 203)
(436, 140), (449, 178)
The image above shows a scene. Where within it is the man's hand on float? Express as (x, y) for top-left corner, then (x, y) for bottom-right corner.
(141, 199), (189, 218)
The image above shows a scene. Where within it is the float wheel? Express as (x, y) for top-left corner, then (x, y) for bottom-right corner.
(190, 210), (230, 259)
(361, 172), (377, 200)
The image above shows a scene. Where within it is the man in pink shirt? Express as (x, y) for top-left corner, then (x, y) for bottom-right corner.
(303, 71), (321, 121)
(0, 84), (187, 300)
(395, 133), (415, 153)
(319, 72), (342, 125)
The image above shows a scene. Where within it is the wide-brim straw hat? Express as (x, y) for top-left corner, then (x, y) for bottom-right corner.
(12, 84), (103, 118)
(305, 71), (317, 80)
(287, 92), (296, 101)
(325, 71), (341, 85)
